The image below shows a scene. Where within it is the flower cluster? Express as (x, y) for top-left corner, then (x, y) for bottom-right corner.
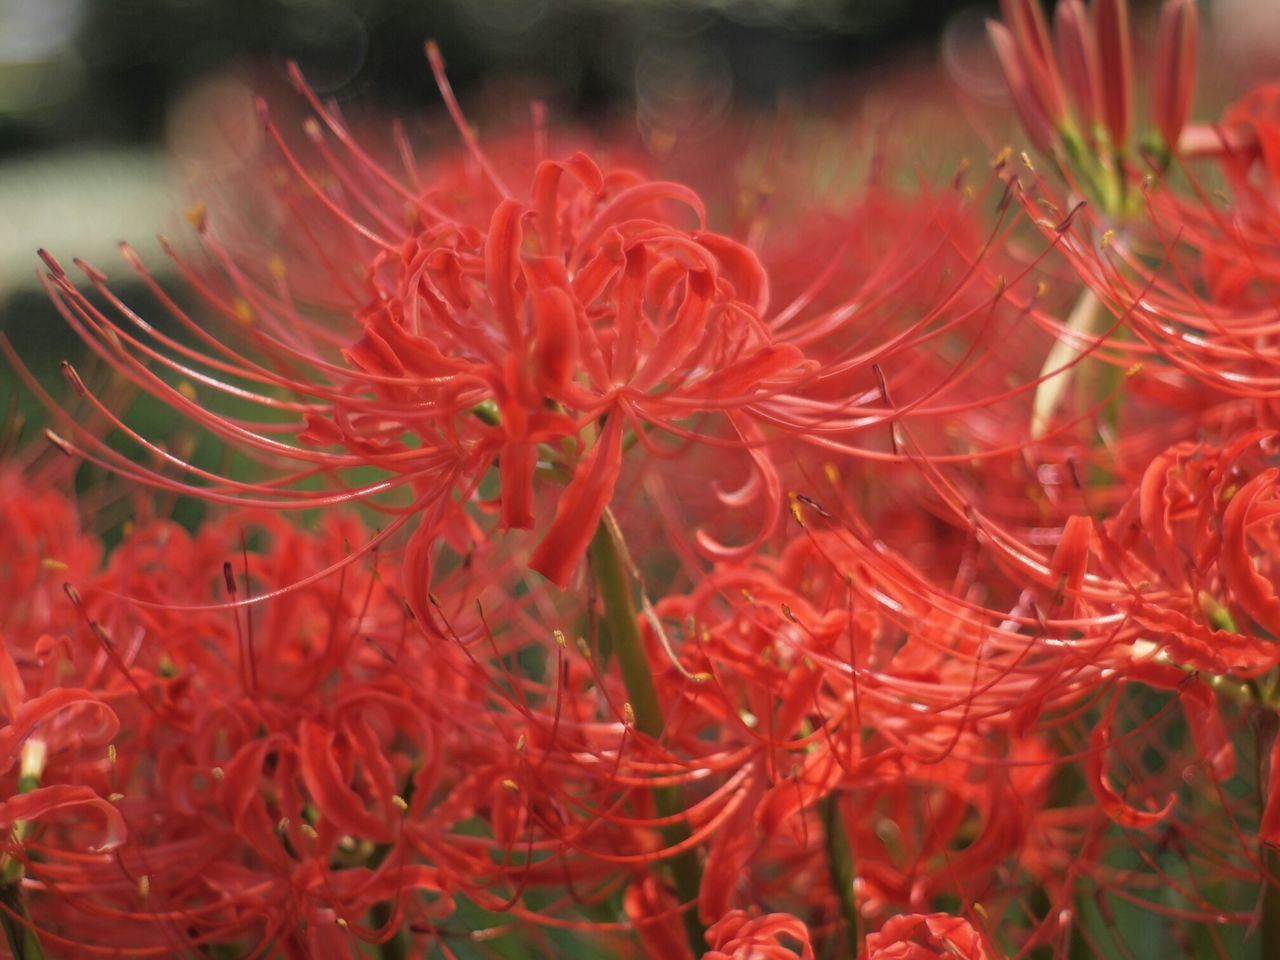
(6, 2), (1280, 957)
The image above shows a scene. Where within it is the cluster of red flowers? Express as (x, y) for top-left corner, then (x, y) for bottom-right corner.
(6, 0), (1280, 956)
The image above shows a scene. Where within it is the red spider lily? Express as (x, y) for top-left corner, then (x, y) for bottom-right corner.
(23, 36), (1057, 639)
(630, 507), (1085, 941)
(0, 498), (472, 956)
(989, 0), (1198, 169)
(28, 53), (820, 610)
(1218, 82), (1280, 185)
(986, 6), (1280, 449)
(862, 912), (989, 960)
(0, 469), (102, 646)
(702, 909), (814, 960)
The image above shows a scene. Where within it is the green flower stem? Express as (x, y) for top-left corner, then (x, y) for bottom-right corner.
(1031, 288), (1112, 441)
(821, 793), (860, 954)
(588, 519), (707, 956)
(1265, 849), (1280, 960)
(1265, 712), (1280, 960)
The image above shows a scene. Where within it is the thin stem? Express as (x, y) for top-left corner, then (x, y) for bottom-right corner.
(589, 519), (707, 956)
(821, 793), (860, 954)
(1265, 849), (1280, 960)
(0, 886), (43, 960)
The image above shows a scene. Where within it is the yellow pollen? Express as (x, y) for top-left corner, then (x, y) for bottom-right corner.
(232, 298), (254, 326)
(41, 557), (68, 571)
(788, 492), (805, 527)
(623, 703), (636, 726)
(502, 778), (519, 793)
(268, 256), (287, 279)
(392, 795), (409, 812)
(184, 201), (206, 230)
(177, 381), (197, 402)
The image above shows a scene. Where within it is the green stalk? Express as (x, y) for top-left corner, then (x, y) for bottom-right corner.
(1264, 711), (1280, 959)
(1031, 288), (1110, 441)
(821, 794), (860, 954)
(1264, 849), (1280, 960)
(0, 883), (42, 960)
(588, 520), (707, 956)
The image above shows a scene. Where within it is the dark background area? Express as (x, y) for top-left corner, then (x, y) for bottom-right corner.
(2, 0), (974, 155)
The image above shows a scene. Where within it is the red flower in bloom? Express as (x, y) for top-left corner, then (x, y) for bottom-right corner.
(0, 652), (124, 855)
(862, 913), (989, 960)
(33, 51), (813, 607)
(341, 128), (806, 588)
(4, 505), (468, 957)
(988, 0), (1198, 165)
(1221, 82), (1280, 185)
(703, 909), (814, 960)
(1102, 432), (1280, 677)
(0, 468), (101, 644)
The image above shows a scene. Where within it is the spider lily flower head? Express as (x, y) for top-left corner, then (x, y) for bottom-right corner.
(988, 0), (1198, 209)
(338, 125), (808, 589)
(643, 506), (1071, 940)
(702, 909), (814, 960)
(32, 45), (814, 606)
(861, 912), (990, 959)
(1011, 76), (1280, 433)
(0, 470), (102, 647)
(1218, 82), (1280, 185)
(8, 504), (464, 956)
